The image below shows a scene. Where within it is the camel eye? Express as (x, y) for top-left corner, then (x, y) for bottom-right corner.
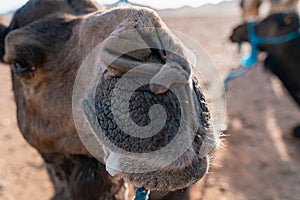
(13, 61), (36, 76)
(283, 16), (292, 25)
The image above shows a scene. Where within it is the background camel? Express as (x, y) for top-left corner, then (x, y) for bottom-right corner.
(0, 0), (218, 199)
(230, 12), (300, 137)
(240, 0), (299, 20)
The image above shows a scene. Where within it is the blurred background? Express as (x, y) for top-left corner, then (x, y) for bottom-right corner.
(0, 0), (228, 13)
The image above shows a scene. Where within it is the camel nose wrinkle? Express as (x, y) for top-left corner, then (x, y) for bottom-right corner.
(101, 27), (168, 74)
(150, 62), (190, 94)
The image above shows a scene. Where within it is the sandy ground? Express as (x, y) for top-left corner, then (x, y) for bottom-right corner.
(1, 3), (300, 200)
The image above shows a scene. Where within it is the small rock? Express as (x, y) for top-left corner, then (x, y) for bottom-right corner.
(0, 182), (5, 196)
(2, 118), (12, 126)
(205, 177), (216, 187)
(220, 182), (230, 192)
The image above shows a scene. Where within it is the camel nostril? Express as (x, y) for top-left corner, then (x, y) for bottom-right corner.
(150, 62), (191, 94)
(101, 47), (166, 75)
(101, 27), (168, 74)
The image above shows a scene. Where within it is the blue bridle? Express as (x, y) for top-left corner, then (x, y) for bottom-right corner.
(224, 20), (300, 90)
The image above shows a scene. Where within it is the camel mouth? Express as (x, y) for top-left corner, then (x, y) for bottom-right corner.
(229, 33), (240, 43)
(229, 24), (248, 43)
(122, 155), (208, 191)
(93, 70), (214, 190)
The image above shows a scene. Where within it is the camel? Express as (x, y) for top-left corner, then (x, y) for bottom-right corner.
(230, 12), (300, 137)
(0, 0), (218, 199)
(240, 0), (299, 20)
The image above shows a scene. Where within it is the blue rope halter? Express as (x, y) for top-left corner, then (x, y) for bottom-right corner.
(224, 20), (299, 90)
(134, 187), (150, 200)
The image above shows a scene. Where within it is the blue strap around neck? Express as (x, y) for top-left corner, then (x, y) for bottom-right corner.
(224, 20), (299, 90)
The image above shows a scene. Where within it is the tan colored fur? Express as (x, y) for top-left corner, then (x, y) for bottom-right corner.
(241, 0), (299, 20)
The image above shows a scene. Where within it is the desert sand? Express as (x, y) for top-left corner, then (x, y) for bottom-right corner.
(1, 1), (300, 200)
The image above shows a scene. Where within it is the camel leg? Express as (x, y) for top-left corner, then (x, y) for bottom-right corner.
(41, 153), (126, 200)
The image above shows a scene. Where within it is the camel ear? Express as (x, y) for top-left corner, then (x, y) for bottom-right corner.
(0, 23), (9, 63)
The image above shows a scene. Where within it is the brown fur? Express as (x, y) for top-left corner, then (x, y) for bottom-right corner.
(240, 0), (299, 20)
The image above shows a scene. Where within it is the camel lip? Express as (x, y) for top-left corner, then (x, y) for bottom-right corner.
(121, 155), (208, 191)
(105, 144), (206, 176)
(229, 35), (238, 43)
(104, 145), (209, 191)
(229, 33), (245, 43)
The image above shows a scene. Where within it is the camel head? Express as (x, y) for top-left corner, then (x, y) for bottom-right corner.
(0, 0), (219, 192)
(230, 12), (299, 45)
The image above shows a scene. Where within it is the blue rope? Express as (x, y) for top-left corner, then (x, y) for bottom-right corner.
(224, 20), (299, 90)
(134, 187), (150, 200)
